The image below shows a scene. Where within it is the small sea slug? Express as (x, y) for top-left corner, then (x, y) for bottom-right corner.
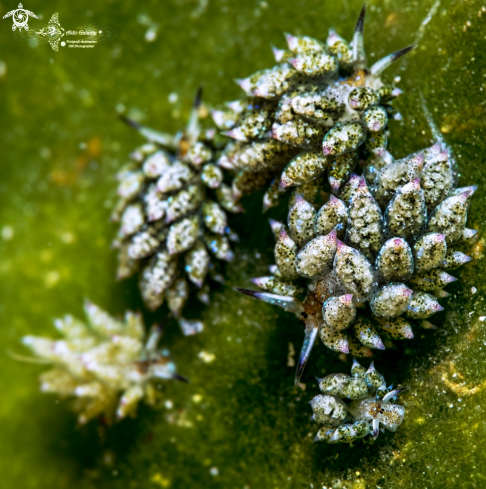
(212, 6), (413, 210)
(113, 89), (242, 335)
(311, 361), (407, 444)
(22, 302), (185, 424)
(236, 143), (477, 383)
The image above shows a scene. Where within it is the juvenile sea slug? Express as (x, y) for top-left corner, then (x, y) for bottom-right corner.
(212, 6), (413, 210)
(311, 361), (407, 444)
(22, 302), (185, 424)
(113, 89), (242, 335)
(237, 143), (477, 383)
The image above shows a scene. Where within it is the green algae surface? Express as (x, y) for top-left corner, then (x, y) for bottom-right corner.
(1, 0), (486, 487)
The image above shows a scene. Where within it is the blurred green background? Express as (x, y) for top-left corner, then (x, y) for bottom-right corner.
(1, 0), (485, 487)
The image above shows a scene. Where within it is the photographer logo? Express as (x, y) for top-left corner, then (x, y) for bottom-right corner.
(3, 3), (38, 31)
(3, 5), (116, 51)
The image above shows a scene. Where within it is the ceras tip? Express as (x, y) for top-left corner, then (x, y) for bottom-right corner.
(226, 100), (243, 112)
(335, 239), (346, 252)
(370, 45), (415, 77)
(343, 294), (354, 304)
(192, 278), (204, 288)
(268, 265), (278, 275)
(270, 124), (280, 141)
(374, 338), (386, 350)
(438, 150), (449, 161)
(217, 155), (235, 170)
(21, 336), (34, 346)
(329, 177), (342, 191)
(329, 194), (340, 204)
(173, 373), (190, 383)
(272, 46), (286, 62)
(355, 4), (366, 35)
(278, 227), (290, 241)
(234, 287), (260, 299)
(279, 176), (293, 190)
(369, 121), (382, 132)
(293, 193), (306, 206)
(352, 4), (367, 67)
(225, 129), (246, 142)
(464, 228), (478, 240)
(339, 340), (350, 354)
(402, 288), (413, 298)
(415, 152), (425, 165)
(119, 115), (141, 131)
(382, 386), (409, 402)
(327, 29), (339, 43)
(330, 431), (341, 442)
(357, 176), (368, 189)
(193, 86), (204, 109)
(268, 218), (283, 232)
(459, 189), (474, 201)
(393, 238), (404, 247)
(366, 362), (376, 374)
(288, 58), (299, 69)
(252, 87), (265, 98)
(378, 148), (394, 162)
(251, 277), (265, 287)
(445, 273), (458, 283)
(236, 77), (252, 94)
(466, 185), (478, 195)
(284, 32), (298, 50)
(430, 142), (442, 153)
(403, 329), (414, 339)
(457, 188), (476, 206)
(410, 178), (421, 189)
(231, 185), (243, 201)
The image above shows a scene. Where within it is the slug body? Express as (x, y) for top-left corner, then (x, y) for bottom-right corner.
(236, 143), (476, 383)
(22, 302), (185, 424)
(213, 6), (413, 211)
(312, 361), (407, 444)
(113, 90), (241, 334)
